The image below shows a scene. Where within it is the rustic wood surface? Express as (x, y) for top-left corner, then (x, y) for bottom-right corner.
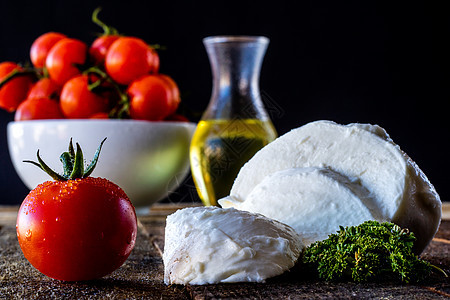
(0, 203), (449, 299)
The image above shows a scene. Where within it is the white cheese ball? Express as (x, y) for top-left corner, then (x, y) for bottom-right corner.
(163, 206), (304, 285)
(220, 120), (441, 253)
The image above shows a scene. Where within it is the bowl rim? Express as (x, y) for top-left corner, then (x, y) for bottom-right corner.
(8, 119), (197, 128)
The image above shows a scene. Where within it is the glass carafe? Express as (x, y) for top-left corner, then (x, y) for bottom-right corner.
(190, 36), (277, 206)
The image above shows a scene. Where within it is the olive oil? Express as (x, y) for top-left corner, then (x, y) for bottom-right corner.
(195, 36), (277, 205)
(190, 119), (277, 206)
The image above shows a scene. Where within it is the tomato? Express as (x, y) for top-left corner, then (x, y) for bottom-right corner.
(30, 32), (67, 68)
(105, 37), (159, 85)
(46, 38), (87, 86)
(89, 7), (119, 65)
(89, 112), (110, 119)
(148, 47), (160, 74)
(17, 177), (136, 281)
(15, 97), (64, 121)
(17, 139), (137, 281)
(127, 74), (180, 121)
(0, 62), (34, 112)
(158, 74), (180, 113)
(60, 75), (110, 118)
(27, 78), (60, 100)
(89, 35), (119, 65)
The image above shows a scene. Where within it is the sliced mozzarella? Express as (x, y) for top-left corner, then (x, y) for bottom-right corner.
(221, 167), (379, 246)
(220, 121), (441, 253)
(163, 206), (304, 285)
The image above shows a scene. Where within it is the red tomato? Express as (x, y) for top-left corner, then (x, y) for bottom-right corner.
(17, 176), (137, 281)
(105, 37), (159, 85)
(46, 38), (87, 86)
(0, 62), (34, 112)
(14, 97), (64, 121)
(27, 78), (60, 100)
(30, 32), (67, 68)
(17, 139), (137, 281)
(148, 47), (160, 74)
(158, 74), (180, 113)
(89, 112), (110, 119)
(127, 74), (180, 121)
(89, 35), (119, 65)
(60, 75), (110, 118)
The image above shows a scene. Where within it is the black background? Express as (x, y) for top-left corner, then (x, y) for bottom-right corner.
(0, 0), (448, 205)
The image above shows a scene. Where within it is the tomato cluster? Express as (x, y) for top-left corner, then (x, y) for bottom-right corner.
(0, 10), (185, 122)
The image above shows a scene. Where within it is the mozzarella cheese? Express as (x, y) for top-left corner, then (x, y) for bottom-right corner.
(221, 167), (380, 246)
(220, 121), (441, 253)
(163, 206), (304, 285)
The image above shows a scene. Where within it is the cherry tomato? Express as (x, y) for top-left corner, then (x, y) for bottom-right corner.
(127, 74), (180, 121)
(46, 38), (87, 86)
(89, 112), (110, 119)
(105, 37), (159, 85)
(16, 140), (137, 281)
(89, 35), (119, 65)
(14, 97), (64, 121)
(27, 78), (60, 100)
(60, 75), (110, 118)
(148, 47), (160, 74)
(158, 74), (180, 113)
(0, 62), (34, 112)
(30, 32), (67, 68)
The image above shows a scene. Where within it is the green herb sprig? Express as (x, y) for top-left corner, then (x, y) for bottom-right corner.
(302, 220), (445, 283)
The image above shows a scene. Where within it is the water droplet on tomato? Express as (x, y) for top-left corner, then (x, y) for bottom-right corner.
(127, 232), (136, 245)
(25, 229), (32, 241)
(55, 217), (60, 222)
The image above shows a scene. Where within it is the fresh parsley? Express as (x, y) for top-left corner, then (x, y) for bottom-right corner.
(302, 220), (440, 283)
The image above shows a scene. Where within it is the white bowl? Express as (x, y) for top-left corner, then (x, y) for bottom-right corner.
(7, 119), (197, 209)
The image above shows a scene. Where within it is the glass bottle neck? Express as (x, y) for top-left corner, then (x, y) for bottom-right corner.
(203, 36), (269, 120)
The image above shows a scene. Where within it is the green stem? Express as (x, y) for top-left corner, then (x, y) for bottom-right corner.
(84, 66), (111, 91)
(60, 152), (74, 178)
(0, 68), (37, 89)
(431, 264), (448, 278)
(109, 93), (130, 119)
(69, 143), (84, 179)
(23, 150), (66, 181)
(87, 76), (105, 91)
(84, 138), (106, 178)
(149, 44), (167, 51)
(83, 66), (131, 118)
(92, 7), (119, 36)
(24, 138), (107, 181)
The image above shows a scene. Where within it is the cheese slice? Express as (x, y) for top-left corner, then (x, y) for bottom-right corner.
(221, 167), (380, 246)
(220, 121), (441, 253)
(163, 206), (304, 285)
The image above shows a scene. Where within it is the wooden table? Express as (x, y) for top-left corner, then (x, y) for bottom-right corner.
(1, 203), (449, 299)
